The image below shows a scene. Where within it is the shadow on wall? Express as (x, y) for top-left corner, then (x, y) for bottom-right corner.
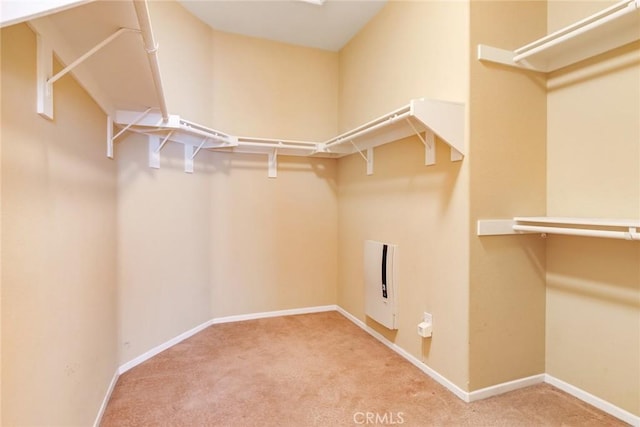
(115, 133), (337, 186)
(547, 236), (640, 308)
(547, 40), (640, 92)
(338, 135), (464, 216)
(365, 316), (399, 342)
(478, 234), (547, 284)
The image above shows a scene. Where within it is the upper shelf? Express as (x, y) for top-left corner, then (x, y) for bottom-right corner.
(478, 0), (640, 73)
(113, 97), (465, 176)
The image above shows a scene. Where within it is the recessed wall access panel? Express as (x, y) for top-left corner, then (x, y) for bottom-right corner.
(364, 240), (398, 330)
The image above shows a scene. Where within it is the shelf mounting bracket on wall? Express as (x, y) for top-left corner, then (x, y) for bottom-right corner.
(36, 27), (140, 120)
(111, 97), (464, 177)
(405, 119), (436, 166)
(349, 140), (374, 175)
(148, 135), (160, 169)
(191, 137), (209, 160)
(147, 131), (173, 169)
(184, 145), (195, 174)
(108, 108), (152, 158)
(268, 149), (278, 178)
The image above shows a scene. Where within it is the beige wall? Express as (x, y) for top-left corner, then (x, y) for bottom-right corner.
(209, 152), (338, 317)
(546, 0), (640, 415)
(148, 0), (213, 125)
(211, 30), (339, 140)
(3, 1), (638, 424)
(0, 21), (3, 426)
(118, 0), (339, 364)
(468, 0), (547, 390)
(116, 135), (213, 364)
(337, 0), (471, 390)
(339, 0), (468, 130)
(1, 24), (118, 425)
(149, 0), (339, 140)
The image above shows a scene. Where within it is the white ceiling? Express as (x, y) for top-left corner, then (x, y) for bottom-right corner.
(177, 0), (387, 51)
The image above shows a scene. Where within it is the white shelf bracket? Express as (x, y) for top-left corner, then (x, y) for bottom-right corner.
(148, 135), (160, 169)
(36, 27), (139, 120)
(477, 219), (519, 236)
(405, 118), (435, 166)
(349, 140), (374, 175)
(268, 149), (278, 178)
(424, 130), (436, 165)
(191, 137), (208, 160)
(155, 131), (173, 153)
(106, 116), (114, 159)
(366, 147), (374, 175)
(36, 33), (53, 119)
(451, 148), (463, 162)
(184, 145), (195, 174)
(112, 108), (153, 143)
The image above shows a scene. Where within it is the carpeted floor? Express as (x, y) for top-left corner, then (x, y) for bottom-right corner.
(101, 311), (627, 426)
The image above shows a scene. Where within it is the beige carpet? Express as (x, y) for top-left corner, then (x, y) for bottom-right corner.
(101, 311), (626, 426)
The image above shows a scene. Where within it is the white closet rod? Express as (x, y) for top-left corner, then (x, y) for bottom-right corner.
(324, 107), (411, 148)
(513, 0), (639, 62)
(132, 0), (168, 121)
(179, 120), (234, 144)
(237, 137), (317, 151)
(513, 224), (640, 240)
(236, 141), (317, 151)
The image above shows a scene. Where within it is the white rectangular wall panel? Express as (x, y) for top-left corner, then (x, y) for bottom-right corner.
(364, 240), (398, 330)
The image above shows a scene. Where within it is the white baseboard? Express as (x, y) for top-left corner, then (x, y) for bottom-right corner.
(468, 374), (545, 402)
(335, 306), (470, 402)
(93, 370), (119, 427)
(545, 374), (640, 427)
(335, 305), (639, 426)
(209, 305), (337, 325)
(118, 318), (216, 374)
(105, 305), (638, 427)
(119, 305), (337, 374)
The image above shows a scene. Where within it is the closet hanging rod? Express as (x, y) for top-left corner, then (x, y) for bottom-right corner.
(324, 110), (412, 149)
(326, 104), (410, 146)
(132, 0), (168, 121)
(237, 136), (318, 146)
(234, 141), (317, 151)
(477, 217), (640, 241)
(512, 224), (640, 240)
(513, 0), (639, 62)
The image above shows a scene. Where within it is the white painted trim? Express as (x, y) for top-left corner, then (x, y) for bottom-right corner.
(209, 305), (337, 325)
(468, 374), (545, 402)
(545, 374), (640, 427)
(93, 370), (119, 427)
(110, 306), (639, 427)
(118, 318), (216, 374)
(118, 305), (337, 374)
(335, 306), (470, 402)
(337, 305), (639, 425)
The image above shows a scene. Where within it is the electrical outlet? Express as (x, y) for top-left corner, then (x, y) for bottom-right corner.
(423, 312), (432, 323)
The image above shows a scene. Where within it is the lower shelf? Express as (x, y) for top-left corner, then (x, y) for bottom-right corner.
(477, 217), (640, 241)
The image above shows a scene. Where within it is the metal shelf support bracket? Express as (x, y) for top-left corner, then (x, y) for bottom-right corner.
(36, 27), (139, 120)
(268, 149), (278, 178)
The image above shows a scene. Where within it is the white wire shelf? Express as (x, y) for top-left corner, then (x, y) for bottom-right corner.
(477, 0), (640, 72)
(477, 217), (640, 241)
(111, 97), (465, 176)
